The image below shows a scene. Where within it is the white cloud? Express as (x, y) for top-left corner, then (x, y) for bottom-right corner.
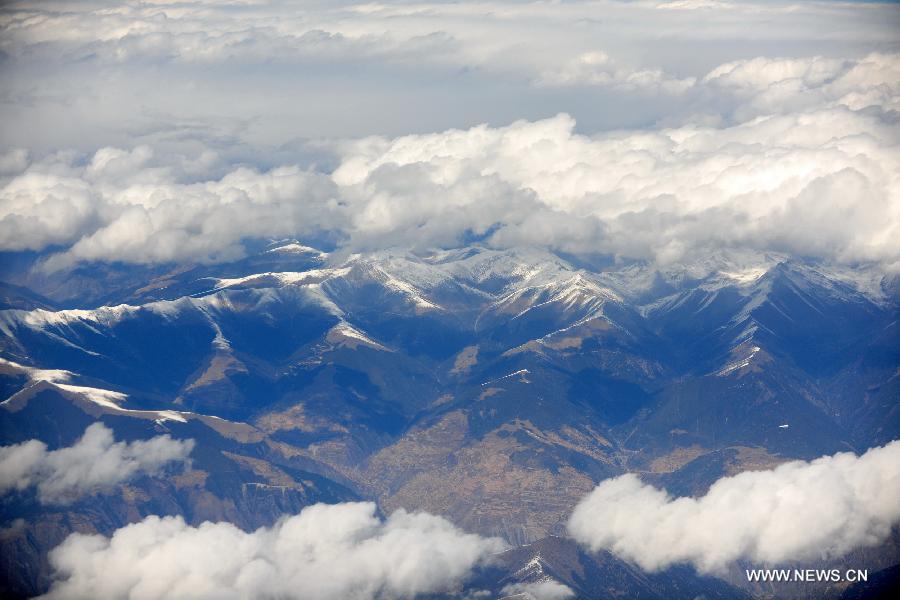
(0, 153), (342, 269)
(3, 71), (899, 271)
(0, 423), (194, 504)
(703, 53), (900, 118)
(567, 441), (900, 574)
(537, 51), (697, 94)
(41, 501), (506, 600)
(656, 0), (734, 10)
(331, 90), (900, 266)
(0, 3), (898, 271)
(2, 0), (898, 152)
(501, 580), (575, 600)
(0, 149), (29, 176)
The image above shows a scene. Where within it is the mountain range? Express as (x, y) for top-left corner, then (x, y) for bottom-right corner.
(1, 242), (898, 598)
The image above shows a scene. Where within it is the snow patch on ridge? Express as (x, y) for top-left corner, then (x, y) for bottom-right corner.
(211, 268), (351, 291)
(716, 346), (762, 376)
(326, 322), (391, 352)
(0, 357), (188, 423)
(265, 241), (326, 258)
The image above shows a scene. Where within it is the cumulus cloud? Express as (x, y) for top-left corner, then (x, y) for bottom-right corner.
(501, 580), (575, 600)
(41, 501), (506, 600)
(0, 150), (342, 269)
(703, 53), (900, 118)
(3, 100), (899, 270)
(331, 81), (900, 266)
(567, 441), (900, 574)
(0, 423), (194, 504)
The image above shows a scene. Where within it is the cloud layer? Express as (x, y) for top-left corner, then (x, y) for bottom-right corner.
(0, 423), (194, 504)
(4, 80), (898, 271)
(567, 441), (900, 574)
(2, 0), (897, 150)
(42, 501), (506, 600)
(0, 2), (898, 271)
